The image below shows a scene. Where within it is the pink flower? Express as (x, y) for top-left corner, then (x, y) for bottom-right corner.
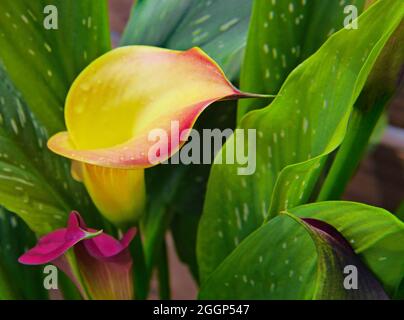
(19, 212), (135, 300)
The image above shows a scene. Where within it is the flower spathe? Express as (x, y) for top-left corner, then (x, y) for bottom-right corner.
(19, 212), (136, 300)
(47, 45), (262, 226)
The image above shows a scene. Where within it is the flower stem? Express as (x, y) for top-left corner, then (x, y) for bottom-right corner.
(131, 227), (149, 300)
(64, 251), (90, 300)
(157, 240), (171, 300)
(318, 94), (389, 201)
(0, 261), (17, 299)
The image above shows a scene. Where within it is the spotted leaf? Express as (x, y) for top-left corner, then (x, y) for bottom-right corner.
(0, 0), (111, 234)
(238, 0), (366, 119)
(199, 211), (388, 299)
(197, 0), (404, 281)
(120, 0), (252, 80)
(0, 66), (98, 234)
(0, 0), (110, 133)
(291, 201), (404, 299)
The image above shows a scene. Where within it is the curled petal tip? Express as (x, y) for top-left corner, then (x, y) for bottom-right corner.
(84, 229), (103, 239)
(67, 211), (82, 228)
(120, 228), (137, 248)
(228, 89), (276, 100)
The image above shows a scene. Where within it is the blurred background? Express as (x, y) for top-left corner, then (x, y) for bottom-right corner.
(108, 0), (404, 299)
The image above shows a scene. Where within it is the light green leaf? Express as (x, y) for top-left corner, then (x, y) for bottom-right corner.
(199, 215), (317, 299)
(199, 212), (387, 299)
(237, 0), (365, 119)
(197, 0), (404, 282)
(318, 20), (404, 200)
(120, 0), (252, 79)
(291, 201), (404, 298)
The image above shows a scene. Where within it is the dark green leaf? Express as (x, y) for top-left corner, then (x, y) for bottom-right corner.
(0, 0), (110, 133)
(397, 200), (404, 222)
(0, 208), (47, 299)
(120, 0), (253, 79)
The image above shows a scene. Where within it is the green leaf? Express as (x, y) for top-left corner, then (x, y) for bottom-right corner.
(199, 212), (387, 299)
(0, 0), (110, 133)
(318, 20), (404, 201)
(0, 208), (47, 299)
(397, 200), (404, 222)
(290, 201), (404, 298)
(199, 215), (317, 299)
(0, 66), (76, 233)
(0, 0), (111, 234)
(120, 0), (253, 79)
(237, 0), (365, 119)
(197, 0), (404, 282)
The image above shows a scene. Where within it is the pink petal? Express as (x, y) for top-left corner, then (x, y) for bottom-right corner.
(83, 228), (136, 261)
(18, 212), (100, 265)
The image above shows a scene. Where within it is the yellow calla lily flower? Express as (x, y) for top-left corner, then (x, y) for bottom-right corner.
(48, 46), (259, 226)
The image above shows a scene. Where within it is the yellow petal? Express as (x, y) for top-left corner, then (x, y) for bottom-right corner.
(72, 162), (145, 226)
(48, 46), (249, 168)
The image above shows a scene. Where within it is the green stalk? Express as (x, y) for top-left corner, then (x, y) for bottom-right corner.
(318, 94), (389, 201)
(131, 228), (149, 300)
(58, 270), (82, 300)
(0, 262), (17, 299)
(157, 241), (171, 300)
(64, 250), (90, 300)
(143, 208), (175, 273)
